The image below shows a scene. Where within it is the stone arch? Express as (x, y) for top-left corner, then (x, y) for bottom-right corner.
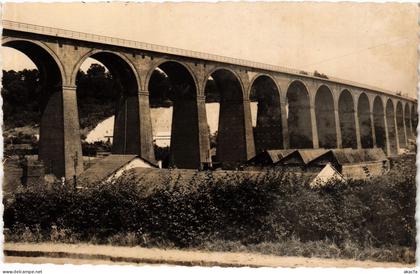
(249, 74), (283, 152)
(73, 50), (147, 157)
(2, 38), (74, 177)
(147, 60), (200, 169)
(386, 99), (398, 155)
(357, 93), (373, 148)
(404, 103), (413, 138)
(315, 85), (336, 148)
(338, 89), (357, 148)
(2, 37), (66, 85)
(71, 50), (140, 90)
(396, 101), (406, 149)
(205, 68), (251, 165)
(286, 80), (312, 148)
(146, 59), (199, 96)
(411, 104), (417, 135)
(204, 67), (245, 99)
(373, 96), (386, 151)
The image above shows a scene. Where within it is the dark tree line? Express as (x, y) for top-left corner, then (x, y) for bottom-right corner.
(3, 64), (122, 130)
(2, 64), (224, 130)
(2, 69), (42, 128)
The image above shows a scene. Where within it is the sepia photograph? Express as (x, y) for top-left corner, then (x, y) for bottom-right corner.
(0, 2), (418, 270)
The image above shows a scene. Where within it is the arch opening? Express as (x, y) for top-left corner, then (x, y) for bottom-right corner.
(357, 93), (373, 148)
(250, 75), (283, 153)
(338, 90), (357, 148)
(148, 61), (199, 169)
(2, 47), (38, 128)
(286, 81), (312, 148)
(315, 85), (336, 148)
(76, 52), (141, 159)
(404, 104), (413, 139)
(386, 100), (398, 155)
(396, 101), (406, 149)
(205, 69), (247, 166)
(373, 97), (386, 151)
(2, 40), (68, 177)
(411, 104), (418, 135)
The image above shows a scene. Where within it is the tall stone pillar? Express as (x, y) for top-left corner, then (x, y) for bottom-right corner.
(217, 98), (255, 165)
(334, 101), (342, 149)
(169, 94), (210, 169)
(402, 111), (409, 147)
(169, 97), (199, 169)
(196, 95), (212, 166)
(309, 103), (319, 149)
(253, 100), (283, 152)
(369, 111), (377, 148)
(137, 91), (156, 163)
(409, 109), (414, 138)
(383, 109), (391, 156)
(242, 99), (256, 160)
(280, 99), (290, 149)
(112, 91), (155, 163)
(393, 109), (400, 154)
(353, 102), (362, 149)
(39, 85), (83, 179)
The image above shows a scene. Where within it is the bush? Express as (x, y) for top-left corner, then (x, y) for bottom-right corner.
(3, 156), (416, 262)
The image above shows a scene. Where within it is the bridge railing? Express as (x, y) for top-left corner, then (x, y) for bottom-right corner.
(2, 20), (414, 101)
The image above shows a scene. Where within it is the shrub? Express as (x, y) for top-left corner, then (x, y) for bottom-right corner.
(3, 155), (416, 262)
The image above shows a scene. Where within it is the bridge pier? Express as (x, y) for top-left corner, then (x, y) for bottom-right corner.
(112, 91), (155, 163)
(280, 99), (290, 149)
(39, 85), (83, 179)
(370, 111), (377, 148)
(334, 102), (343, 149)
(394, 108), (401, 154)
(170, 96), (201, 169)
(253, 100), (284, 152)
(353, 100), (362, 149)
(309, 104), (319, 149)
(383, 109), (392, 156)
(402, 107), (409, 147)
(196, 95), (212, 167)
(217, 98), (255, 165)
(112, 91), (155, 162)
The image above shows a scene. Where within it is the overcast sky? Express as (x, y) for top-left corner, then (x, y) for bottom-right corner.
(2, 2), (419, 98)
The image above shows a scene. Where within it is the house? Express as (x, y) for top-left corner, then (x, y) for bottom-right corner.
(78, 154), (158, 187)
(309, 163), (345, 187)
(244, 149), (295, 170)
(275, 149), (328, 171)
(307, 148), (389, 180)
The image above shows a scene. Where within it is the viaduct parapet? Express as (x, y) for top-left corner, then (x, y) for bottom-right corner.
(2, 20), (417, 179)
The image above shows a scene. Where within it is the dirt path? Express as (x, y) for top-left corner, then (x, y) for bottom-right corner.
(3, 242), (414, 268)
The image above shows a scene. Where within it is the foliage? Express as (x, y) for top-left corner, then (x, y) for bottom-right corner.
(81, 141), (112, 157)
(2, 66), (117, 131)
(2, 69), (41, 128)
(3, 155), (416, 263)
(154, 145), (170, 167)
(314, 70), (328, 79)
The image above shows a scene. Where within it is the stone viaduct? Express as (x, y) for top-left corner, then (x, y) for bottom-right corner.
(2, 20), (418, 179)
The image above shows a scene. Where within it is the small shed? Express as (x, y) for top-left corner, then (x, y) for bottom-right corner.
(310, 163), (345, 187)
(275, 149), (328, 171)
(307, 148), (389, 180)
(244, 149), (295, 170)
(78, 154), (157, 187)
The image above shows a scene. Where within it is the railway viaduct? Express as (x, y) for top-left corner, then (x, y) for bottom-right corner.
(2, 20), (418, 179)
